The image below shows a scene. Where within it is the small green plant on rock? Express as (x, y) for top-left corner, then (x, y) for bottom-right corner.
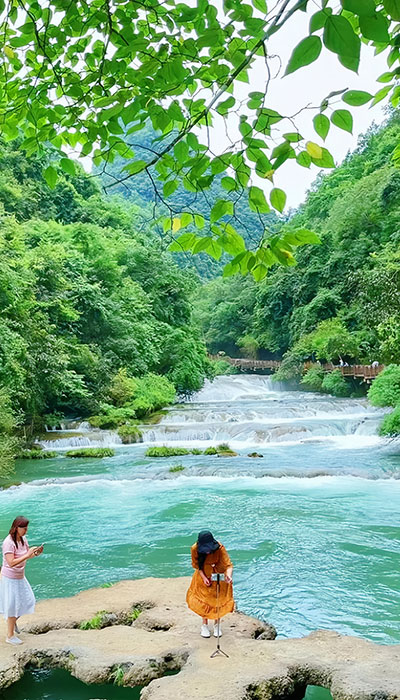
(79, 610), (109, 630)
(117, 424), (143, 444)
(17, 449), (58, 459)
(65, 448), (115, 458)
(110, 665), (125, 687)
(169, 464), (185, 473)
(127, 607), (141, 622)
(146, 446), (191, 457)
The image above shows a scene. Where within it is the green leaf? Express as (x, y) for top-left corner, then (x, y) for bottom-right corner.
(270, 188), (286, 213)
(306, 141), (323, 160)
(377, 71), (394, 83)
(331, 109), (353, 133)
(309, 9), (332, 33)
(181, 213), (193, 228)
(163, 180), (178, 197)
(210, 199), (234, 222)
(43, 165), (58, 189)
(313, 114), (330, 140)
(168, 232), (197, 252)
(296, 151), (312, 168)
(285, 36), (322, 75)
(342, 90), (372, 106)
(122, 160), (147, 175)
(221, 176), (237, 191)
(311, 147), (335, 168)
(340, 0), (375, 15)
(252, 0), (267, 12)
(174, 141), (189, 163)
(192, 237), (222, 260)
(248, 186), (270, 213)
(383, 0), (400, 20)
(283, 132), (303, 143)
(217, 96), (235, 115)
(219, 226), (246, 256)
(252, 263), (268, 282)
(222, 261), (240, 278)
(283, 229), (321, 246)
(324, 16), (361, 72)
(60, 158), (76, 176)
(359, 14), (390, 42)
(371, 85), (392, 105)
(194, 214), (205, 229)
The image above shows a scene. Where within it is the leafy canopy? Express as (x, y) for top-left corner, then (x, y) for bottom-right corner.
(1, 0), (400, 278)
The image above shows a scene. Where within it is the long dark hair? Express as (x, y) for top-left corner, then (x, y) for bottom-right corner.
(9, 516), (29, 548)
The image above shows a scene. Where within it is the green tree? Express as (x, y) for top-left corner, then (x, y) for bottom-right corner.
(1, 0), (399, 277)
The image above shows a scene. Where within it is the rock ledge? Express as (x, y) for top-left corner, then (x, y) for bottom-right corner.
(0, 577), (398, 699)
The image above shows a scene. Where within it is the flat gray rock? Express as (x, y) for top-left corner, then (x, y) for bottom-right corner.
(0, 578), (398, 699)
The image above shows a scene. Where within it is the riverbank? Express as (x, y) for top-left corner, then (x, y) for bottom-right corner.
(1, 578), (399, 700)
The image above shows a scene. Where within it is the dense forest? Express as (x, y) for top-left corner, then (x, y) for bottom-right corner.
(0, 141), (212, 470)
(194, 110), (400, 375)
(1, 109), (400, 470)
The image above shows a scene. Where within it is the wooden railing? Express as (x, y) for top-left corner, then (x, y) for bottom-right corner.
(209, 355), (384, 382)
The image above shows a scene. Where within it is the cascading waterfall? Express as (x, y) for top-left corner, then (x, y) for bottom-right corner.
(40, 427), (122, 450)
(142, 375), (386, 449)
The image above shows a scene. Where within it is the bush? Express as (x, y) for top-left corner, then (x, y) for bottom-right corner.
(368, 364), (400, 407)
(65, 448), (115, 458)
(379, 405), (400, 436)
(117, 424), (142, 444)
(107, 369), (138, 407)
(17, 449), (58, 459)
(301, 366), (324, 391)
(131, 373), (176, 417)
(321, 370), (350, 397)
(204, 444), (238, 456)
(146, 446), (191, 457)
(88, 406), (137, 429)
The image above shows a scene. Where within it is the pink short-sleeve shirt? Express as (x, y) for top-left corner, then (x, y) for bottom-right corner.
(1, 534), (29, 579)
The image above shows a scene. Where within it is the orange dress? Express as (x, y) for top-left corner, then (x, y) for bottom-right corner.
(186, 542), (234, 619)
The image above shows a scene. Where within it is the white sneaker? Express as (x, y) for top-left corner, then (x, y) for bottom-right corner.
(213, 622), (222, 637)
(200, 624), (211, 638)
(6, 636), (23, 645)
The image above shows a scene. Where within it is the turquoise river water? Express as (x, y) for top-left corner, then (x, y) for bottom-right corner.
(1, 375), (399, 649)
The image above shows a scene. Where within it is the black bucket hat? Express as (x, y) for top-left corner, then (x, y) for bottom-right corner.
(197, 530), (220, 554)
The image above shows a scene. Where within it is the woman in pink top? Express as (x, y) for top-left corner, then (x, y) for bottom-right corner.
(0, 515), (43, 645)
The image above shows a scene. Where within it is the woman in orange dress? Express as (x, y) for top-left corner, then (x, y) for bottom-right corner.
(186, 530), (234, 638)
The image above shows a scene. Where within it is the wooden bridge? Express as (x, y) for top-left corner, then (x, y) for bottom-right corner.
(210, 356), (384, 383)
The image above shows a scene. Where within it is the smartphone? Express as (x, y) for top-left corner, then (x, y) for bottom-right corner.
(211, 573), (225, 581)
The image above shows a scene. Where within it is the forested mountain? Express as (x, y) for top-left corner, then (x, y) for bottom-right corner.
(97, 125), (280, 279)
(194, 110), (400, 373)
(0, 141), (210, 466)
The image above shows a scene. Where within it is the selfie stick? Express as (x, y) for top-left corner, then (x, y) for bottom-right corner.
(210, 571), (229, 659)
